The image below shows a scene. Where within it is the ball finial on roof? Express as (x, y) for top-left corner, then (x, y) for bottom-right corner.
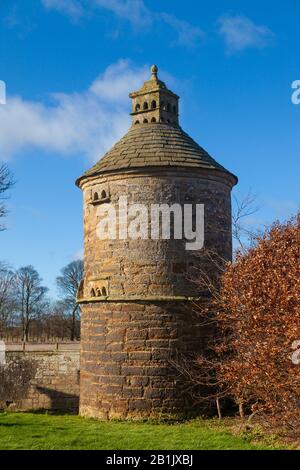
(151, 64), (158, 77)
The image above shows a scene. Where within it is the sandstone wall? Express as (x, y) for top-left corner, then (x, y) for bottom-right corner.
(80, 301), (209, 420)
(81, 169), (232, 301)
(4, 343), (80, 412)
(79, 168), (233, 420)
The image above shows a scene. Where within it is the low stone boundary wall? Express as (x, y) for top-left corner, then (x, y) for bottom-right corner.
(3, 342), (80, 412)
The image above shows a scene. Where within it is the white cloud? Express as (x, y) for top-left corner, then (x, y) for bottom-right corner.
(41, 0), (203, 47)
(160, 13), (204, 48)
(0, 59), (148, 161)
(90, 60), (148, 101)
(217, 15), (273, 54)
(42, 0), (152, 27)
(42, 0), (85, 21)
(94, 0), (152, 28)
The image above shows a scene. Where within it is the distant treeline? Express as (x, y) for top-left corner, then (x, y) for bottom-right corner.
(0, 260), (83, 342)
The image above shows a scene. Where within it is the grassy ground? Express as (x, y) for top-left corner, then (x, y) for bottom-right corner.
(0, 412), (286, 450)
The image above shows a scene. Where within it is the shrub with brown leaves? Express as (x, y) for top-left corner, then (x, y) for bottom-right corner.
(216, 215), (300, 428)
(0, 358), (37, 408)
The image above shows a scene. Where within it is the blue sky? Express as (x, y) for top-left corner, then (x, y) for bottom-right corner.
(0, 0), (300, 297)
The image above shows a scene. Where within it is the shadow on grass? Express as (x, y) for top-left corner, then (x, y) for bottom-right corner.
(0, 422), (28, 427)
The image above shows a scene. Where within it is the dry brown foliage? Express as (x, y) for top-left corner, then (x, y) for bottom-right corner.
(186, 214), (300, 430)
(217, 214), (300, 428)
(0, 358), (37, 408)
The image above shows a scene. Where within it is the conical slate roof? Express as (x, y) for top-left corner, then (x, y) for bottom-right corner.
(76, 66), (237, 187)
(76, 123), (237, 186)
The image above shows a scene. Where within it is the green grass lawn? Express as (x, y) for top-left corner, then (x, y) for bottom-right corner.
(0, 412), (285, 450)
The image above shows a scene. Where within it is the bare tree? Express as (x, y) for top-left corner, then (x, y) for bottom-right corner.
(172, 191), (262, 418)
(0, 263), (16, 335)
(47, 300), (75, 340)
(232, 189), (260, 253)
(174, 248), (231, 418)
(14, 266), (48, 342)
(56, 260), (83, 341)
(0, 163), (14, 231)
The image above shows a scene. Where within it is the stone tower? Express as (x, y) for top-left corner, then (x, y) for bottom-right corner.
(76, 66), (237, 420)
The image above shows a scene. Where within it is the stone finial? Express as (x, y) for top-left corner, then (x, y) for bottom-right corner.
(151, 64), (158, 79)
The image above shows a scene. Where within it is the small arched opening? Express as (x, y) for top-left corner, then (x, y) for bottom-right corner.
(93, 192), (99, 201)
(135, 120), (140, 125)
(151, 100), (156, 109)
(90, 288), (96, 297)
(151, 117), (156, 122)
(135, 103), (140, 112)
(101, 190), (107, 200)
(143, 102), (148, 110)
(143, 118), (148, 123)
(101, 286), (107, 297)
